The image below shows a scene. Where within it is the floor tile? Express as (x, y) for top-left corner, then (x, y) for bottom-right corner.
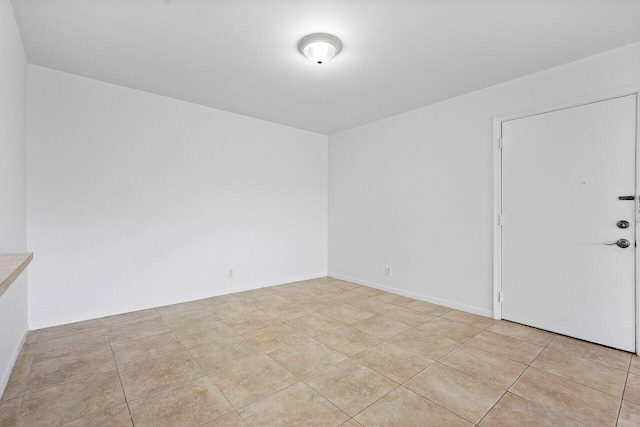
(0, 397), (21, 427)
(128, 376), (233, 427)
(354, 386), (473, 427)
(242, 295), (290, 311)
(417, 317), (483, 342)
(630, 356), (640, 375)
(340, 420), (362, 427)
(155, 301), (203, 317)
(510, 367), (621, 426)
(546, 335), (631, 371)
(349, 286), (384, 297)
(466, 331), (544, 365)
(2, 352), (35, 400)
(268, 339), (346, 378)
(314, 325), (382, 357)
(189, 336), (260, 373)
(618, 400), (640, 427)
(440, 345), (526, 389)
(351, 315), (411, 339)
(261, 303), (313, 322)
(223, 311), (280, 335)
(106, 317), (171, 344)
(404, 363), (504, 424)
(206, 302), (258, 319)
(238, 382), (349, 427)
(479, 392), (583, 426)
(319, 304), (375, 324)
(33, 319), (105, 342)
(388, 328), (460, 360)
(202, 411), (248, 426)
(352, 342), (434, 383)
(34, 329), (111, 363)
(208, 355), (297, 408)
(111, 332), (186, 367)
(348, 298), (398, 315)
(60, 404), (132, 427)
(374, 292), (415, 306)
(118, 351), (204, 399)
(285, 313), (344, 337)
(161, 309), (218, 329)
(442, 310), (497, 329)
(171, 320), (238, 348)
(404, 300), (451, 316)
(233, 288), (274, 300)
(17, 370), (125, 427)
(305, 359), (397, 416)
(25, 350), (117, 394)
(103, 309), (158, 328)
(531, 348), (627, 397)
(242, 323), (309, 353)
(488, 321), (555, 346)
(381, 307), (434, 326)
(624, 373), (640, 404)
(199, 294), (240, 308)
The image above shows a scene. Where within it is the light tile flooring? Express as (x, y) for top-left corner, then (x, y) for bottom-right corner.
(1, 277), (639, 426)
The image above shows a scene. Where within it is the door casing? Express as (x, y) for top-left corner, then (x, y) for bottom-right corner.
(492, 86), (640, 355)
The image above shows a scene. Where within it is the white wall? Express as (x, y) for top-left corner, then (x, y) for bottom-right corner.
(329, 42), (640, 317)
(0, 0), (28, 396)
(27, 65), (328, 328)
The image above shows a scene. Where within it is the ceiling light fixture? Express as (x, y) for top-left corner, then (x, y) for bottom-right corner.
(298, 33), (342, 64)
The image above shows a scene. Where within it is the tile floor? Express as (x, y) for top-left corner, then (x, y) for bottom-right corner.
(1, 277), (638, 426)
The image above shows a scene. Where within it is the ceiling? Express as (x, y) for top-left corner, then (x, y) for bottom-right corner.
(11, 0), (640, 135)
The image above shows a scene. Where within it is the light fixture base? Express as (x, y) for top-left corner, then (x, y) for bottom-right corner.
(298, 33), (342, 64)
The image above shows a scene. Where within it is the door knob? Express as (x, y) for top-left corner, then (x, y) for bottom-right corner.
(617, 220), (630, 229)
(604, 239), (631, 248)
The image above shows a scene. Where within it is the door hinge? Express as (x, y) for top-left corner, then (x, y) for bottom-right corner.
(498, 137), (503, 150)
(498, 214), (503, 226)
(498, 291), (504, 303)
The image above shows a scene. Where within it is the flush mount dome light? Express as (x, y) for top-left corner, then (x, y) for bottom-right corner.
(298, 33), (342, 64)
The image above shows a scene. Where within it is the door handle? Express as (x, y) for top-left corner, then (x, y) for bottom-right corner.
(604, 239), (631, 248)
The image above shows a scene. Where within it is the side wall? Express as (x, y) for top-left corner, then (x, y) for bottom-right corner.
(27, 66), (328, 328)
(0, 0), (28, 396)
(328, 42), (640, 316)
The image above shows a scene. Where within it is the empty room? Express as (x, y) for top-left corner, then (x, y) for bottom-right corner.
(2, 1), (640, 426)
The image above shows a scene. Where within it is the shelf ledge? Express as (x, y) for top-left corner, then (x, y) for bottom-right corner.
(0, 253), (33, 299)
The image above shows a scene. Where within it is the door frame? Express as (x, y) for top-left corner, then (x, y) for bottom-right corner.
(492, 86), (640, 354)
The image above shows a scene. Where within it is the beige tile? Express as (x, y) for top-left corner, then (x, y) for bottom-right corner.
(546, 335), (631, 371)
(305, 359), (397, 416)
(532, 348), (627, 397)
(243, 294), (290, 311)
(355, 386), (473, 427)
(107, 317), (171, 344)
(189, 336), (260, 373)
(171, 320), (238, 348)
(223, 311), (280, 335)
(202, 411), (248, 427)
(128, 376), (233, 427)
(510, 367), (621, 426)
(25, 350), (117, 394)
(624, 373), (640, 404)
(304, 283), (343, 296)
(34, 329), (111, 363)
(285, 313), (343, 337)
(208, 355), (297, 408)
(404, 363), (504, 424)
(118, 351), (204, 399)
(24, 331), (38, 345)
(329, 280), (361, 291)
(34, 319), (105, 342)
(440, 345), (527, 389)
(488, 321), (555, 346)
(233, 288), (274, 300)
(349, 286), (384, 297)
(353, 342), (434, 383)
(374, 292), (415, 306)
(238, 382), (349, 427)
(619, 400), (640, 427)
(112, 332), (186, 367)
(242, 323), (309, 353)
(388, 328), (460, 360)
(2, 352), (35, 400)
(381, 307), (434, 327)
(351, 315), (411, 339)
(17, 370), (125, 427)
(315, 325), (382, 357)
(320, 304), (375, 324)
(348, 298), (398, 315)
(320, 290), (365, 305)
(103, 309), (158, 328)
(417, 317), (483, 342)
(60, 404), (132, 427)
(206, 301), (258, 319)
(268, 339), (346, 378)
(0, 397), (21, 427)
(155, 301), (203, 317)
(199, 294), (240, 308)
(442, 310), (497, 329)
(631, 356), (640, 375)
(273, 288), (318, 302)
(466, 331), (544, 365)
(340, 420), (362, 427)
(161, 309), (218, 329)
(479, 392), (583, 427)
(405, 300), (451, 316)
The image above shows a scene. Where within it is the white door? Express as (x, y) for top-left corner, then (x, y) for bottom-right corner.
(501, 95), (637, 352)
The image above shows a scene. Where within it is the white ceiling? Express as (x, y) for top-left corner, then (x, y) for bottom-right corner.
(11, 0), (640, 135)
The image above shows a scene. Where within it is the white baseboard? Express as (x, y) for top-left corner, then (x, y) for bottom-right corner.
(328, 272), (493, 318)
(29, 272), (327, 330)
(0, 328), (28, 398)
